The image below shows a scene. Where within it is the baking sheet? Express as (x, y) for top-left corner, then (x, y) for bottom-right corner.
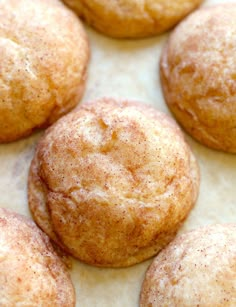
(0, 0), (236, 306)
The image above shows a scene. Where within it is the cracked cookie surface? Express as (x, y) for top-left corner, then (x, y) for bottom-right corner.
(62, 0), (203, 38)
(160, 4), (236, 152)
(140, 224), (236, 307)
(0, 208), (75, 307)
(28, 98), (200, 267)
(0, 0), (89, 142)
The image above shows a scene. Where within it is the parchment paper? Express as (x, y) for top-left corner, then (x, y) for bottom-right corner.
(0, 0), (235, 306)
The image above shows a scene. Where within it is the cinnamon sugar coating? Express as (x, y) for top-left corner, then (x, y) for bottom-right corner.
(28, 98), (199, 267)
(140, 224), (236, 307)
(161, 4), (236, 152)
(0, 208), (75, 307)
(0, 0), (89, 143)
(63, 0), (203, 38)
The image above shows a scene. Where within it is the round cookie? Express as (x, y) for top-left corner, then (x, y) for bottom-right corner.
(62, 0), (203, 38)
(160, 4), (236, 153)
(28, 98), (200, 267)
(0, 208), (75, 307)
(0, 0), (89, 143)
(140, 224), (236, 307)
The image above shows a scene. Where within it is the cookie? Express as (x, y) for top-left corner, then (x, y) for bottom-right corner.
(140, 224), (236, 307)
(160, 4), (236, 153)
(63, 0), (203, 38)
(0, 208), (75, 307)
(28, 98), (200, 267)
(0, 0), (89, 143)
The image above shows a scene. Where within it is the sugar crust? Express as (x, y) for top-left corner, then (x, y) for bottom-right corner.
(28, 98), (200, 267)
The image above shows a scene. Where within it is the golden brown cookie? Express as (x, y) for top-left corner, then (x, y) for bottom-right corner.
(63, 0), (203, 38)
(28, 98), (200, 267)
(140, 224), (236, 307)
(160, 4), (236, 153)
(0, 208), (75, 307)
(0, 0), (89, 143)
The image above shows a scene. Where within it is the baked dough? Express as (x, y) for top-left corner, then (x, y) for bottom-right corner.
(0, 208), (75, 307)
(140, 224), (236, 307)
(160, 4), (236, 153)
(28, 98), (200, 267)
(0, 0), (89, 143)
(62, 0), (203, 38)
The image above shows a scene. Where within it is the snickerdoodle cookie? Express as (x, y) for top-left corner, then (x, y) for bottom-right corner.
(28, 98), (200, 267)
(160, 4), (236, 152)
(0, 0), (89, 143)
(140, 224), (236, 307)
(0, 208), (75, 307)
(63, 0), (203, 38)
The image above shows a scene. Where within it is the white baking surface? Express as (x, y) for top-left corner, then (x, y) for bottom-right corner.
(0, 0), (235, 306)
